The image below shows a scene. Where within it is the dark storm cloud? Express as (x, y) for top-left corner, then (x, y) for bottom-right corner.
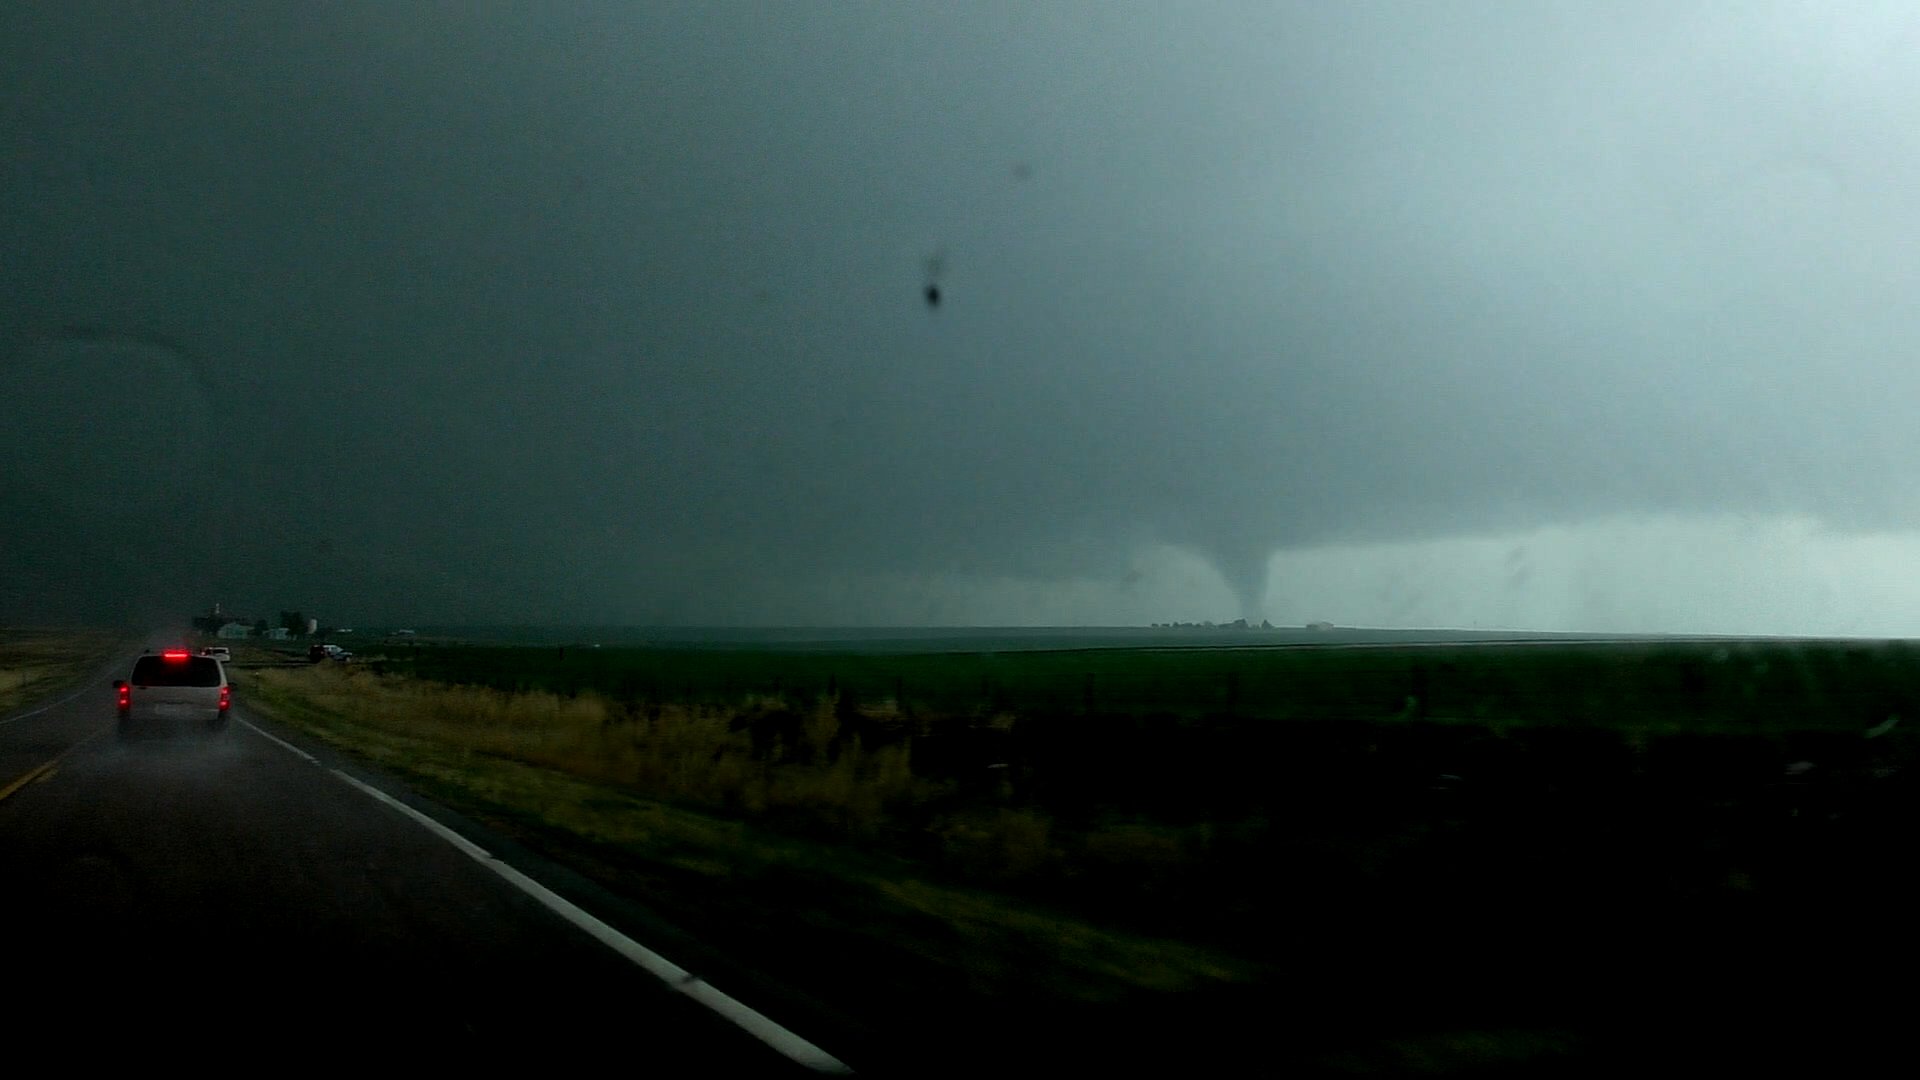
(6, 3), (1920, 624)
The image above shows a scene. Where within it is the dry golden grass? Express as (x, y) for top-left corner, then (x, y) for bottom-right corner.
(246, 666), (1228, 897)
(251, 665), (926, 838)
(935, 808), (1058, 881)
(240, 663), (1260, 1005)
(0, 628), (126, 715)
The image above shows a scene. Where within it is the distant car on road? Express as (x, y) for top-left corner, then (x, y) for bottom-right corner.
(117, 649), (230, 737)
(201, 646), (232, 662)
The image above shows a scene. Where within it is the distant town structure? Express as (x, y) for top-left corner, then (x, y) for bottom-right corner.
(1306, 621), (1335, 631)
(305, 618), (319, 635)
(265, 627), (292, 640)
(216, 621), (251, 639)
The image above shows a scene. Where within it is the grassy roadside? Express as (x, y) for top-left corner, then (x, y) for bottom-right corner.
(240, 663), (1272, 1073)
(0, 627), (127, 716)
(236, 642), (1920, 1075)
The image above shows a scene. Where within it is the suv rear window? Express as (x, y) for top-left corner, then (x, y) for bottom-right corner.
(131, 656), (222, 687)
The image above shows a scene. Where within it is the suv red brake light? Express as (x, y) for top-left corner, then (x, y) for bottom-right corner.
(162, 649), (190, 661)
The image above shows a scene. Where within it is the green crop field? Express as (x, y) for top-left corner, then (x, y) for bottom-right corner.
(368, 636), (1920, 732)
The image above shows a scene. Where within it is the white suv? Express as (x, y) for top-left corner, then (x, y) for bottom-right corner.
(117, 649), (231, 737)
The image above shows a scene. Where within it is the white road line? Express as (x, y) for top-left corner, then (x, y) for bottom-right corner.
(237, 717), (317, 763)
(242, 715), (851, 1074)
(3, 647), (152, 726)
(1, 683), (101, 727)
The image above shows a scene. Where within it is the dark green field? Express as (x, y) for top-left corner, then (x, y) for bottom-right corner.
(373, 635), (1920, 733)
(300, 634), (1920, 1074)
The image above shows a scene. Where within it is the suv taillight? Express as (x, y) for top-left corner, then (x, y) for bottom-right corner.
(219, 686), (231, 712)
(117, 684), (130, 710)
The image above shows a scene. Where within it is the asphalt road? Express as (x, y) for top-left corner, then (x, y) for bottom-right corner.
(0, 655), (848, 1072)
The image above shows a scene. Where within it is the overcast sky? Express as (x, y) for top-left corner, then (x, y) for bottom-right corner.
(6, 2), (1920, 633)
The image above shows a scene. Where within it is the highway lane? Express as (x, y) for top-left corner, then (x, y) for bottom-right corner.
(0, 664), (848, 1072)
(0, 646), (141, 790)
